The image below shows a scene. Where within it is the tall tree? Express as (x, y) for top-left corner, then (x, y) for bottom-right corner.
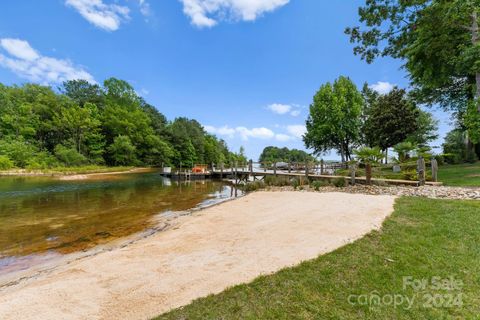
(346, 0), (480, 148)
(304, 76), (363, 162)
(363, 88), (426, 151)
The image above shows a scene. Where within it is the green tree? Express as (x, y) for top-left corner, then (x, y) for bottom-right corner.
(346, 0), (480, 150)
(304, 76), (363, 162)
(108, 135), (137, 166)
(363, 88), (421, 151)
(354, 146), (384, 185)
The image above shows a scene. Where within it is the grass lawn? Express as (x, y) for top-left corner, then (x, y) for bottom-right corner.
(438, 162), (480, 187)
(155, 197), (480, 319)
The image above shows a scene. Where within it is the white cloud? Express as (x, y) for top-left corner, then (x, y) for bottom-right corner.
(236, 126), (275, 140)
(205, 124), (306, 142)
(267, 103), (291, 115)
(267, 103), (302, 116)
(0, 38), (95, 84)
(138, 0), (152, 18)
(205, 125), (236, 138)
(286, 125), (306, 139)
(180, 0), (289, 28)
(369, 81), (395, 94)
(0, 39), (40, 61)
(66, 0), (130, 31)
(275, 133), (292, 142)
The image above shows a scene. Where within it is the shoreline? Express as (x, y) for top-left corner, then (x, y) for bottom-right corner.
(0, 190), (244, 288)
(0, 167), (149, 178)
(0, 191), (396, 320)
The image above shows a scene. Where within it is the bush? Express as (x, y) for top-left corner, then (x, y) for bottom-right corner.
(26, 151), (59, 170)
(0, 138), (37, 167)
(311, 180), (330, 190)
(55, 145), (87, 167)
(291, 178), (300, 190)
(0, 155), (14, 170)
(332, 177), (346, 188)
(243, 181), (265, 192)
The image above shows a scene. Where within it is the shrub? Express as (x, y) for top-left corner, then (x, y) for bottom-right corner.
(55, 145), (87, 167)
(0, 155), (14, 170)
(243, 181), (265, 192)
(311, 180), (329, 190)
(26, 151), (59, 170)
(0, 138), (37, 167)
(332, 177), (346, 188)
(291, 178), (300, 190)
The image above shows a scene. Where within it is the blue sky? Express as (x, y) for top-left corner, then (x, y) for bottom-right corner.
(0, 0), (453, 160)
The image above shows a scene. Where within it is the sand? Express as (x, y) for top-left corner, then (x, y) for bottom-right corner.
(0, 191), (396, 320)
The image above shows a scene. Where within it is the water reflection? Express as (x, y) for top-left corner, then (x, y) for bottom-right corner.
(0, 170), (241, 274)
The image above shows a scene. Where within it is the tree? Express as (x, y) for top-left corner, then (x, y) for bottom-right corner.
(304, 76), (363, 162)
(354, 146), (384, 185)
(363, 88), (421, 152)
(346, 0), (480, 152)
(259, 146), (313, 163)
(108, 135), (137, 166)
(393, 142), (416, 163)
(62, 80), (104, 108)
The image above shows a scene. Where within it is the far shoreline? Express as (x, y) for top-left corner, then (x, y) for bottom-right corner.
(0, 166), (152, 177)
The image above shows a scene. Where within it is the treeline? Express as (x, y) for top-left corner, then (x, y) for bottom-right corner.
(259, 146), (314, 163)
(304, 76), (439, 162)
(0, 78), (244, 170)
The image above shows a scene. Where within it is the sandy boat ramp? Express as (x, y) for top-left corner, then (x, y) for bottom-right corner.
(0, 191), (396, 320)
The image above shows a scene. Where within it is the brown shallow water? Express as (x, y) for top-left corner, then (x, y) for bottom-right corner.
(0, 169), (241, 275)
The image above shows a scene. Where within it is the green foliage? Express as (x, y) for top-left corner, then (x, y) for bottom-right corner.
(107, 136), (137, 166)
(0, 155), (13, 170)
(242, 181), (266, 192)
(259, 146), (313, 163)
(332, 177), (346, 188)
(363, 88), (431, 150)
(304, 76), (363, 162)
(0, 138), (38, 167)
(346, 1), (478, 111)
(0, 79), (234, 169)
(442, 129), (478, 164)
(393, 142), (417, 163)
(353, 146), (384, 165)
(54, 145), (87, 167)
(311, 179), (329, 190)
(346, 0), (480, 158)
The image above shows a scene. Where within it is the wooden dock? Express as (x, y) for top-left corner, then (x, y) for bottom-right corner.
(160, 165), (442, 187)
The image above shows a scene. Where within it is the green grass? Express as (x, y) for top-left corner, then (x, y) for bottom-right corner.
(438, 162), (480, 187)
(155, 197), (480, 319)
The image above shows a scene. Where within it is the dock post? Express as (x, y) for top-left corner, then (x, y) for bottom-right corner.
(349, 162), (356, 186)
(417, 156), (426, 186)
(220, 162), (224, 179)
(320, 159), (324, 175)
(264, 162), (267, 173)
(249, 159), (253, 180)
(235, 160), (238, 180)
(274, 162), (277, 177)
(431, 158), (438, 182)
(305, 160), (309, 180)
(288, 162), (291, 173)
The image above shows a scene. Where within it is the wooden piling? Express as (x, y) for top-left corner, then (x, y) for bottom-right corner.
(431, 158), (438, 182)
(349, 162), (356, 185)
(417, 157), (426, 186)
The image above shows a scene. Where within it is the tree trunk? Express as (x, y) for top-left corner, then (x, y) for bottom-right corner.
(472, 10), (480, 110)
(365, 163), (372, 185)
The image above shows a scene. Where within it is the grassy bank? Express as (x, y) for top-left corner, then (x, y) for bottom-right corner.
(156, 197), (480, 319)
(0, 165), (135, 176)
(438, 162), (480, 187)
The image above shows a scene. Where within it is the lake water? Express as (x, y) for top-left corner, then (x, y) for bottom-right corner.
(0, 169), (241, 276)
